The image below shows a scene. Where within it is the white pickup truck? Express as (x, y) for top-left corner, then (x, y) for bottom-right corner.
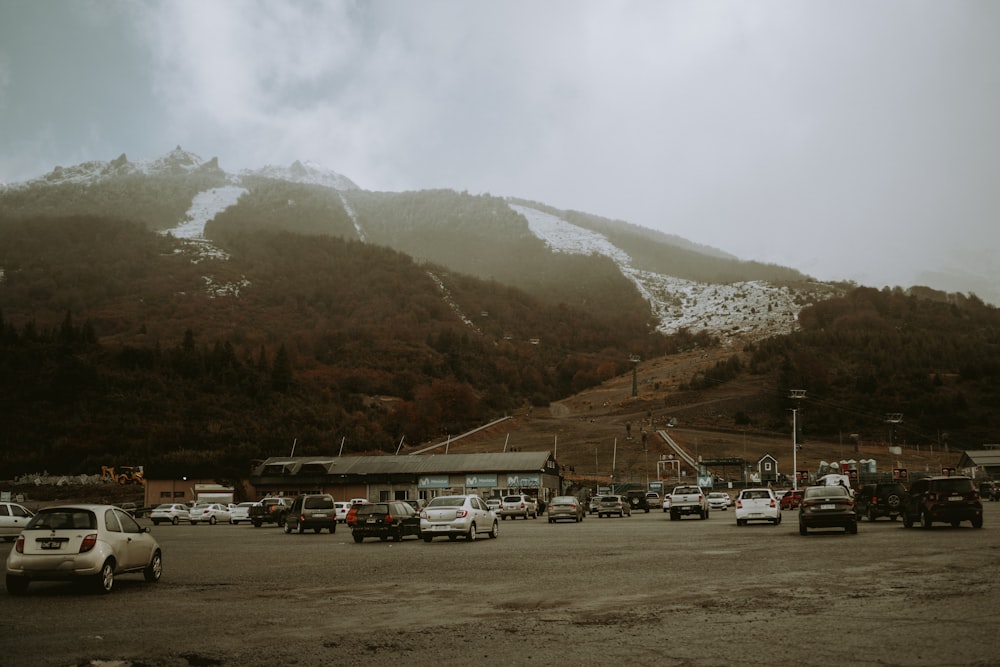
(665, 485), (709, 520)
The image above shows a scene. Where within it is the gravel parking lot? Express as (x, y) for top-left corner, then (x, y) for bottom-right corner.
(2, 503), (998, 667)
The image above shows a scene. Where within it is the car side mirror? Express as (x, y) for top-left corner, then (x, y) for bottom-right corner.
(143, 526), (151, 533)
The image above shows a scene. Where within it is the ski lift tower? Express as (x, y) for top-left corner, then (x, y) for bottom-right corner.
(629, 355), (641, 398)
(789, 389), (807, 489)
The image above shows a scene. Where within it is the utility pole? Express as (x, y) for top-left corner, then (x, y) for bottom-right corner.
(629, 355), (641, 398)
(789, 390), (806, 490)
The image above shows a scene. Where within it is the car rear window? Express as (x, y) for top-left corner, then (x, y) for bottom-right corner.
(932, 479), (975, 493)
(804, 485), (849, 498)
(426, 497), (464, 508)
(357, 504), (389, 515)
(304, 496), (334, 510)
(742, 490), (772, 499)
(28, 509), (96, 530)
(502, 496), (522, 502)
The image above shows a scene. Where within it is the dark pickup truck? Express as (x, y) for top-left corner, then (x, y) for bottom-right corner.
(249, 497), (292, 528)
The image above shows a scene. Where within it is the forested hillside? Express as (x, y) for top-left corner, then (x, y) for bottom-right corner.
(0, 215), (699, 478)
(742, 287), (1000, 449)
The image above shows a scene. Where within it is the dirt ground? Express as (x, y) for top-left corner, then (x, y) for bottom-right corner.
(2, 502), (997, 667)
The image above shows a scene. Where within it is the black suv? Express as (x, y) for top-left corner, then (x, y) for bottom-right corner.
(351, 501), (421, 542)
(901, 476), (983, 529)
(854, 482), (906, 521)
(284, 494), (338, 534)
(625, 490), (650, 513)
(979, 481), (999, 502)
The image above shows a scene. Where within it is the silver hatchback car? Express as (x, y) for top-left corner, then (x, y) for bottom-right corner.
(546, 496), (585, 523)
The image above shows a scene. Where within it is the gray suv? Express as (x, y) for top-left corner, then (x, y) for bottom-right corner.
(284, 494), (338, 534)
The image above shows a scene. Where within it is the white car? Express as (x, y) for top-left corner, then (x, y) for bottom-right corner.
(230, 502), (256, 525)
(735, 488), (781, 526)
(150, 503), (191, 526)
(334, 502), (351, 523)
(189, 503), (232, 525)
(0, 502), (34, 542)
(420, 495), (499, 541)
(6, 504), (162, 594)
(707, 492), (731, 511)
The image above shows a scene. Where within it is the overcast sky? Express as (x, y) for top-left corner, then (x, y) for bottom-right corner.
(2, 1), (998, 300)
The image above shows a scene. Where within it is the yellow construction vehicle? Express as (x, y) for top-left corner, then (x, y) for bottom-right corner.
(100, 465), (145, 485)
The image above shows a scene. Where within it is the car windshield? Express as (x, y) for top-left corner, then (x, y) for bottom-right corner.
(27, 509), (96, 530)
(426, 497), (464, 508)
(804, 485), (849, 498)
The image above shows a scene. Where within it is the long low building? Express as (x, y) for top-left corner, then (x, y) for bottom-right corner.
(249, 451), (562, 505)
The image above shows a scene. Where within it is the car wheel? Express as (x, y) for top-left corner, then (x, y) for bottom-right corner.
(799, 524), (807, 535)
(314, 528), (322, 534)
(252, 520), (261, 528)
(329, 525), (336, 533)
(776, 513), (782, 525)
(209, 516), (217, 525)
(423, 535), (433, 543)
(144, 551), (163, 583)
(94, 560), (115, 594)
(489, 520), (499, 538)
(393, 529), (403, 542)
(6, 574), (29, 595)
(548, 518), (553, 524)
(171, 517), (179, 525)
(152, 519), (160, 526)
(950, 520), (961, 528)
(886, 494), (902, 510)
(902, 510), (913, 528)
(848, 522), (858, 535)
(737, 519), (746, 527)
(972, 515), (984, 529)
(868, 508), (877, 522)
(670, 511), (679, 521)
(283, 523), (292, 534)
(701, 509), (708, 520)
(921, 511), (933, 529)
(467, 523), (477, 541)
(353, 533), (364, 543)
(448, 535), (457, 541)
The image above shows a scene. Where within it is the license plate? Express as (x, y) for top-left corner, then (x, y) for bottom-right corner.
(949, 496), (962, 501)
(40, 541), (62, 550)
(312, 513), (326, 518)
(821, 504), (835, 510)
(749, 513), (763, 518)
(366, 518), (377, 524)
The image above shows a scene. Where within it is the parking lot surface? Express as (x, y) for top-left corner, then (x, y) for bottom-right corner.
(2, 503), (998, 666)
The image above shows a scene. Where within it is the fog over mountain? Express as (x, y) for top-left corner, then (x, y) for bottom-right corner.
(2, 2), (997, 305)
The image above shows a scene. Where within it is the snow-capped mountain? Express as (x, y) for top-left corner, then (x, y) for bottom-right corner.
(3, 148), (839, 342)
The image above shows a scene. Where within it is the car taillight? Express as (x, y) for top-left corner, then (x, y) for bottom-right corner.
(769, 499), (776, 508)
(456, 509), (469, 518)
(385, 514), (395, 524)
(736, 500), (742, 509)
(14, 535), (24, 553)
(520, 503), (526, 509)
(299, 514), (306, 522)
(79, 533), (98, 553)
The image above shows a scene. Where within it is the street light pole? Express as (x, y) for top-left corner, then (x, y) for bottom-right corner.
(789, 390), (806, 490)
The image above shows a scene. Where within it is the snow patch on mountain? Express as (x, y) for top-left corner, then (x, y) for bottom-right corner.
(244, 160), (359, 191)
(511, 203), (832, 341)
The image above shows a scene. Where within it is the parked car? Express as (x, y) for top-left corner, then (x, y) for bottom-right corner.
(150, 503), (191, 526)
(230, 502), (256, 525)
(499, 494), (537, 520)
(189, 503), (232, 525)
(902, 475), (983, 529)
(334, 501), (352, 523)
(734, 488), (781, 526)
(5, 504), (162, 595)
(589, 496), (601, 514)
(352, 501), (421, 542)
(780, 489), (804, 510)
(420, 495), (499, 542)
(596, 495), (631, 518)
(284, 494), (338, 534)
(546, 496), (585, 523)
(403, 499), (425, 512)
(854, 482), (906, 521)
(485, 497), (502, 513)
(0, 502), (34, 542)
(625, 490), (650, 513)
(799, 484), (857, 535)
(978, 481), (999, 502)
(707, 492), (730, 511)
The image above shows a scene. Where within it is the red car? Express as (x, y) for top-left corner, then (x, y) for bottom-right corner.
(780, 489), (804, 510)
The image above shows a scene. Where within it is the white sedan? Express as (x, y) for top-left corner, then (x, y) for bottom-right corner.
(6, 504), (162, 594)
(734, 488), (781, 526)
(150, 503), (191, 525)
(189, 503), (232, 525)
(0, 502), (34, 542)
(419, 495), (499, 541)
(707, 492), (731, 511)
